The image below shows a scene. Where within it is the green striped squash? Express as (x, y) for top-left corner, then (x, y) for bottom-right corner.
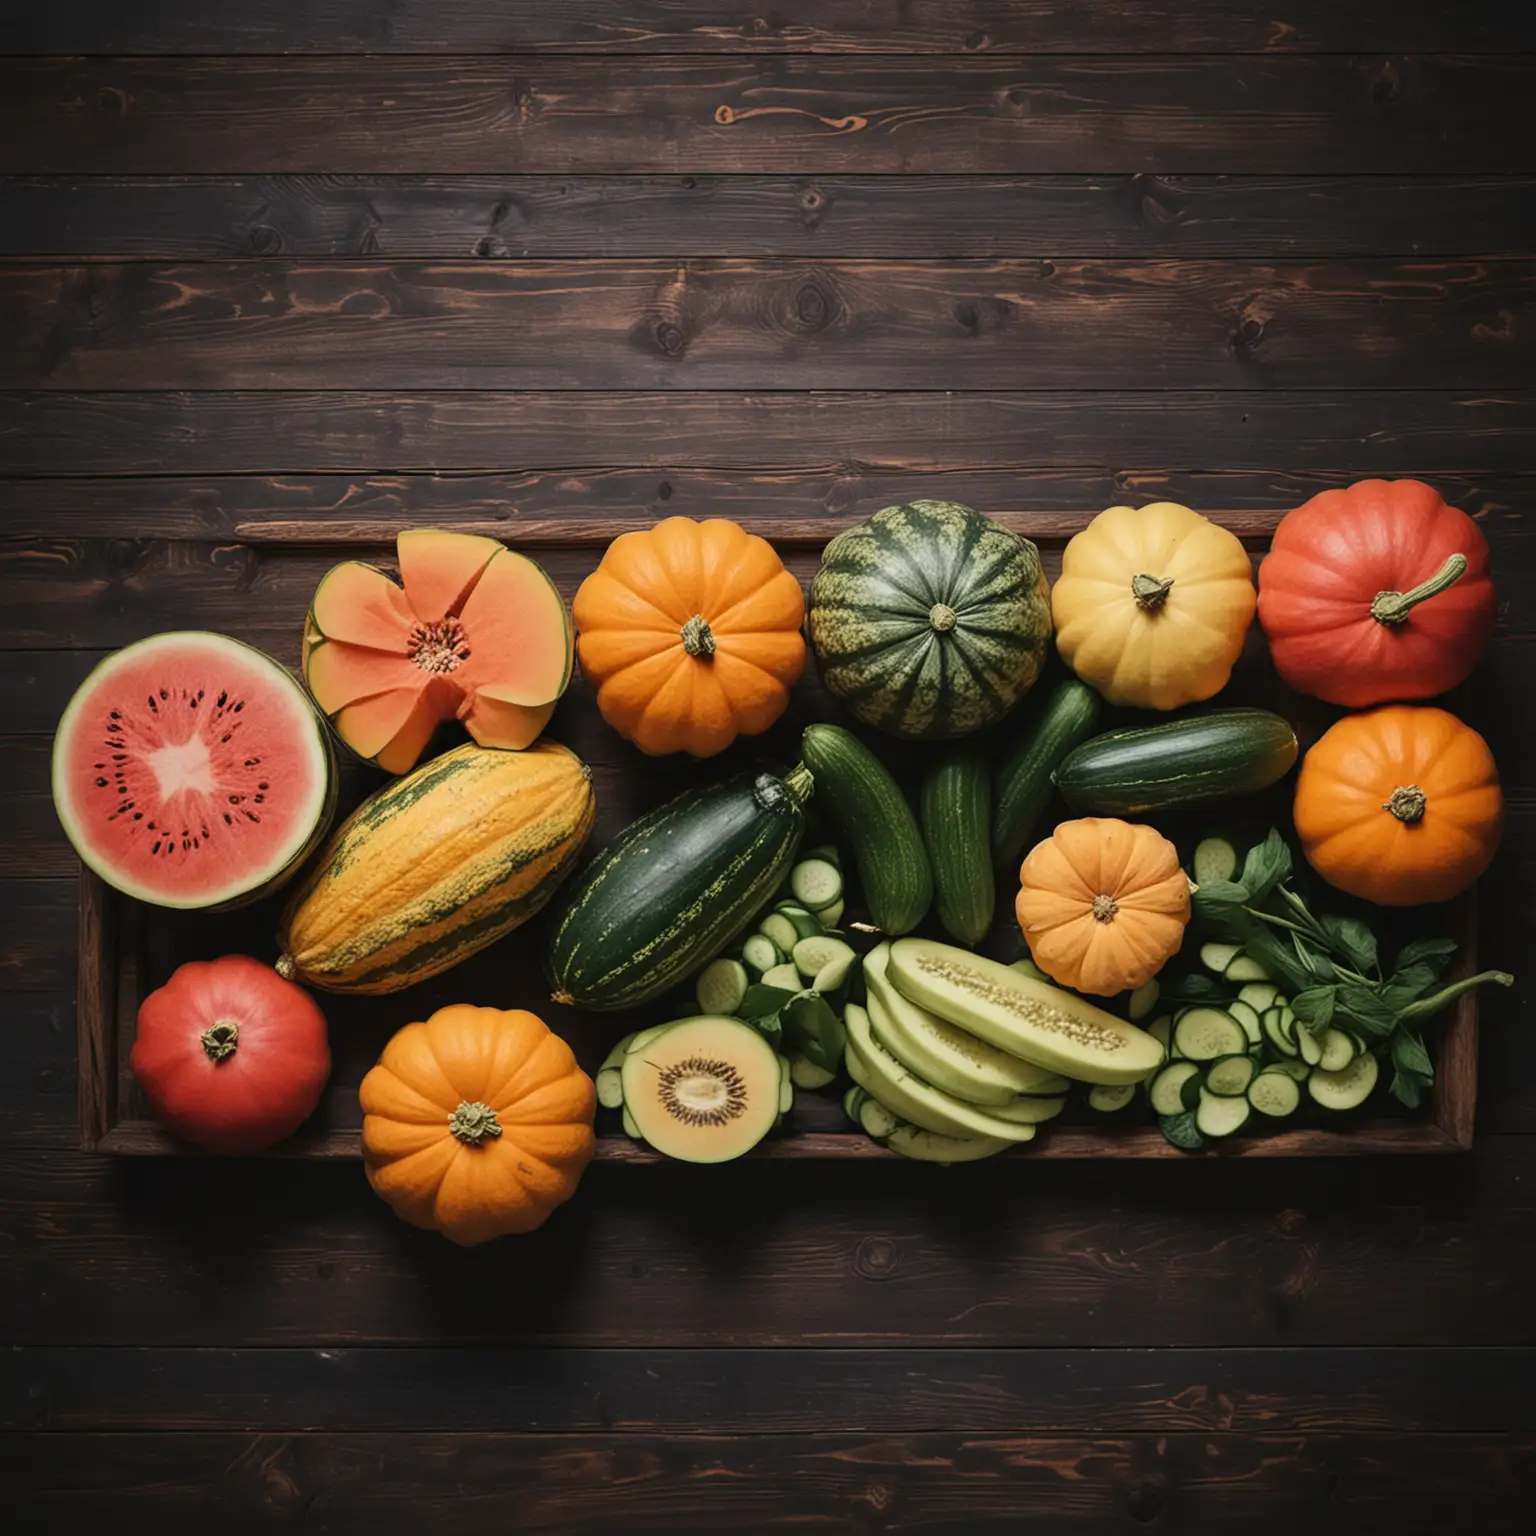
(808, 501), (1052, 740)
(545, 765), (813, 1012)
(276, 741), (595, 994)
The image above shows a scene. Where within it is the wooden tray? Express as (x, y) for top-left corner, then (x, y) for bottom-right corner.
(74, 513), (1481, 1160)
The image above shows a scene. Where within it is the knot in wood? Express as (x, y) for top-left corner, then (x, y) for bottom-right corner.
(854, 1235), (900, 1279)
(654, 321), (686, 356)
(795, 282), (831, 330)
(248, 223), (282, 255)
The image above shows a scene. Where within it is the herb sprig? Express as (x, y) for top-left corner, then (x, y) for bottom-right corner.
(1168, 829), (1512, 1108)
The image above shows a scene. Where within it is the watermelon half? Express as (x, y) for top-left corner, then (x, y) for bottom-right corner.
(53, 632), (337, 910)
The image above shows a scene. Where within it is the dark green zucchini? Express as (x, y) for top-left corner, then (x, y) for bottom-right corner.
(800, 724), (932, 935)
(990, 678), (1102, 870)
(1054, 709), (1299, 815)
(545, 765), (813, 1011)
(920, 743), (994, 945)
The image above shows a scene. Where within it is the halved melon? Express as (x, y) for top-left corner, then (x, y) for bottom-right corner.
(52, 631), (336, 909)
(619, 1016), (781, 1162)
(302, 529), (573, 774)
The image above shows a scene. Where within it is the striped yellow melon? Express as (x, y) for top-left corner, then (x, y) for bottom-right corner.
(276, 741), (595, 994)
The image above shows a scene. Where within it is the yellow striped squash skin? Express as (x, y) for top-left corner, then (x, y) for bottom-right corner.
(277, 741), (595, 994)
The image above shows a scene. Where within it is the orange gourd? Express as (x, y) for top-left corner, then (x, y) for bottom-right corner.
(1015, 818), (1191, 996)
(573, 517), (806, 757)
(359, 1004), (595, 1245)
(1293, 706), (1502, 906)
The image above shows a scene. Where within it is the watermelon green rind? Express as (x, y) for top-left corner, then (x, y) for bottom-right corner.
(809, 501), (1052, 740)
(545, 766), (813, 1012)
(52, 631), (337, 911)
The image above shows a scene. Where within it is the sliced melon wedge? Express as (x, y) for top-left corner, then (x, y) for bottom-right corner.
(888, 937), (1165, 1086)
(619, 1016), (781, 1163)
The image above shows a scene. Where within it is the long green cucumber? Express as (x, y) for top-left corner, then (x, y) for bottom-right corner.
(800, 724), (931, 935)
(919, 742), (994, 945)
(991, 677), (1102, 870)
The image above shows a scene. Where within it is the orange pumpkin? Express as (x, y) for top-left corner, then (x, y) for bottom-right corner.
(1015, 818), (1191, 996)
(573, 517), (807, 757)
(1293, 706), (1502, 906)
(360, 1004), (595, 1246)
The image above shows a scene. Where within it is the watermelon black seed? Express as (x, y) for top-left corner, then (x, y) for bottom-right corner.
(95, 777), (107, 787)
(223, 813), (233, 825)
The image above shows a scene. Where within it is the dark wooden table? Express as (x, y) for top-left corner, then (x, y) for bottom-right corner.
(3, 5), (1534, 1530)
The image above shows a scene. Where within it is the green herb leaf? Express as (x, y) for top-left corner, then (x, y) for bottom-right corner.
(1239, 830), (1292, 905)
(739, 983), (799, 1020)
(1395, 936), (1458, 976)
(1389, 1067), (1425, 1110)
(1160, 972), (1227, 1005)
(1380, 963), (1439, 1011)
(1290, 932), (1338, 983)
(1333, 984), (1399, 1039)
(1243, 926), (1314, 994)
(1321, 914), (1379, 977)
(1391, 1029), (1434, 1079)
(1290, 985), (1337, 1031)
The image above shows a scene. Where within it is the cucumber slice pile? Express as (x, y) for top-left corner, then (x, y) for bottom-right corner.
(1149, 938), (1384, 1150)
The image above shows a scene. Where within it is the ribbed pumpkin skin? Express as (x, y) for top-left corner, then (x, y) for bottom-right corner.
(545, 766), (811, 1012)
(278, 742), (595, 994)
(808, 501), (1052, 740)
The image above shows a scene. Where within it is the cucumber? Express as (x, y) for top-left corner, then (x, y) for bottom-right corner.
(789, 1054), (836, 1091)
(842, 1084), (870, 1124)
(792, 934), (856, 984)
(1127, 978), (1160, 1022)
(624, 1023), (674, 1055)
(1227, 999), (1263, 1047)
(1247, 1069), (1302, 1118)
(695, 957), (749, 1016)
(843, 1005), (1041, 1142)
(1295, 1023), (1324, 1068)
(1088, 1083), (1136, 1113)
(790, 857), (843, 912)
(740, 932), (783, 976)
(859, 1095), (900, 1140)
(774, 903), (824, 941)
(804, 844), (841, 870)
(818, 897), (846, 928)
(1266, 1058), (1312, 1082)
(1317, 1027), (1357, 1072)
(758, 913), (800, 956)
(1159, 1110), (1205, 1150)
(621, 1106), (643, 1140)
(1308, 1051), (1379, 1111)
(1192, 836), (1240, 885)
(1146, 1015), (1173, 1056)
(1224, 954), (1272, 984)
(991, 677), (1102, 870)
(888, 937), (1165, 1086)
(1010, 956), (1049, 983)
(1149, 1060), (1203, 1117)
(783, 992), (845, 1073)
(760, 962), (802, 994)
(1204, 1054), (1257, 1097)
(919, 742), (995, 946)
(1262, 1011), (1299, 1057)
(1238, 981), (1280, 1013)
(885, 1121), (1016, 1163)
(1173, 1008), (1248, 1062)
(1054, 709), (1299, 815)
(1195, 1086), (1251, 1139)
(864, 943), (1063, 1105)
(800, 723), (933, 935)
(595, 1032), (636, 1110)
(1200, 941), (1243, 975)
(778, 1057), (794, 1116)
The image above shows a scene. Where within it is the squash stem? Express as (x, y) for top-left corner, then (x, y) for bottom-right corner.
(1131, 573), (1174, 611)
(680, 614), (717, 658)
(449, 1101), (503, 1145)
(1395, 970), (1514, 1026)
(782, 763), (814, 805)
(199, 1020), (240, 1062)
(1370, 553), (1468, 625)
(1383, 785), (1428, 824)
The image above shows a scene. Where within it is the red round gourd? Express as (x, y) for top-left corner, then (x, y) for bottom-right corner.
(1257, 479), (1496, 708)
(131, 955), (331, 1154)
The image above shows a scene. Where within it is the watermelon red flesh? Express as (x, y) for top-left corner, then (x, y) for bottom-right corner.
(52, 632), (334, 909)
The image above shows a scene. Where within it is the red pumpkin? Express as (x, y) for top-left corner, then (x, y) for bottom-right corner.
(1257, 479), (1496, 707)
(131, 955), (331, 1154)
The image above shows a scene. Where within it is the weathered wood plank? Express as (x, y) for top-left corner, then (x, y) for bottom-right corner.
(5, 174), (1535, 259)
(3, 469), (1533, 544)
(2, 1141), (1534, 1345)
(6, 1430), (1536, 1532)
(7, 2), (1535, 54)
(5, 391), (1532, 476)
(3, 1345), (1532, 1432)
(3, 56), (1532, 177)
(0, 880), (77, 992)
(0, 997), (74, 1146)
(4, 258), (1532, 391)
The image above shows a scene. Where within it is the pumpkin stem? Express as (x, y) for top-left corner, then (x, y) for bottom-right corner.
(199, 1020), (240, 1062)
(1383, 785), (1428, 824)
(928, 603), (958, 633)
(275, 954), (297, 982)
(550, 989), (575, 1006)
(1131, 573), (1174, 611)
(1090, 894), (1119, 922)
(680, 614), (717, 658)
(1370, 553), (1468, 626)
(449, 1101), (503, 1145)
(780, 763), (815, 806)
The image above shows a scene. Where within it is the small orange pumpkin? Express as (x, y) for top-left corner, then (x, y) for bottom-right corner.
(573, 517), (807, 757)
(1293, 705), (1502, 906)
(360, 1004), (595, 1245)
(1016, 818), (1191, 996)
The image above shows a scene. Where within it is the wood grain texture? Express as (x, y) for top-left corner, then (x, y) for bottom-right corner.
(6, 174), (1536, 259)
(9, 1430), (1531, 1533)
(3, 56), (1533, 177)
(0, 879), (78, 990)
(5, 1345), (1533, 1431)
(2, 1142), (1535, 1346)
(8, 1), (1535, 54)
(0, 997), (75, 1147)
(4, 258), (1532, 391)
(7, 390), (1533, 475)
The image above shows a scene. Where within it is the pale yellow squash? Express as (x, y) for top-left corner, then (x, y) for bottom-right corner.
(1051, 503), (1256, 710)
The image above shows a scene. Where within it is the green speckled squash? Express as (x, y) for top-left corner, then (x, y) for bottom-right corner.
(808, 501), (1052, 740)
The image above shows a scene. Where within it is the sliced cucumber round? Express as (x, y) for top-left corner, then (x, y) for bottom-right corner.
(1173, 1008), (1248, 1062)
(595, 1031), (636, 1109)
(695, 957), (749, 1017)
(1308, 1051), (1380, 1112)
(1317, 1027), (1357, 1073)
(1192, 837), (1240, 885)
(1148, 1060), (1203, 1117)
(758, 913), (800, 956)
(740, 932), (784, 976)
(790, 857), (843, 912)
(1087, 1083), (1136, 1113)
(1195, 1085), (1251, 1139)
(789, 1053), (836, 1091)
(793, 933), (856, 987)
(1127, 978), (1161, 1022)
(1247, 1069), (1302, 1118)
(858, 1096), (900, 1140)
(1204, 1053), (1257, 1097)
